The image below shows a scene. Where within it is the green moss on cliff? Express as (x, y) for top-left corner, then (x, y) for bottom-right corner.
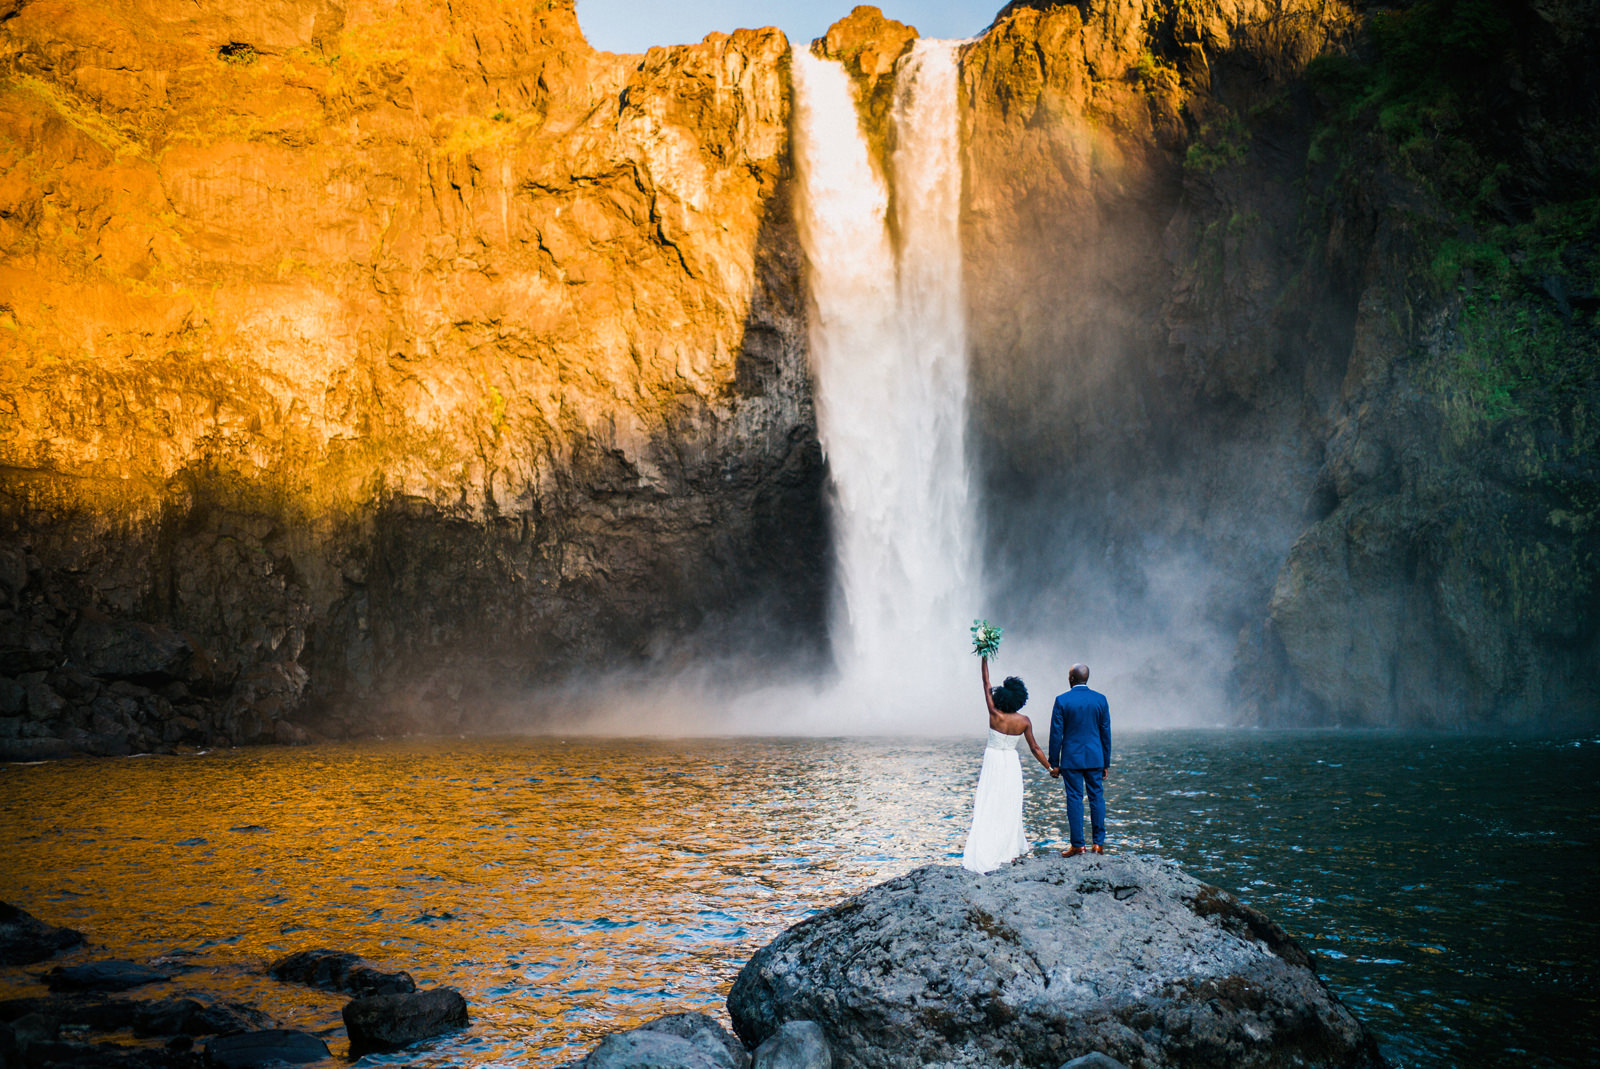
(1298, 0), (1600, 672)
(1312, 4), (1598, 424)
(1184, 113), (1250, 175)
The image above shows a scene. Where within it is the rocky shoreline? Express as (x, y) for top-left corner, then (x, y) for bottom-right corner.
(3, 852), (1388, 1068)
(0, 907), (467, 1068)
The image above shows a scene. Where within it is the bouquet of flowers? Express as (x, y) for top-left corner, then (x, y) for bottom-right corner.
(970, 619), (1003, 659)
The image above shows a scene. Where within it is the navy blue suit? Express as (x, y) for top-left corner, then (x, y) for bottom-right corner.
(1049, 684), (1111, 848)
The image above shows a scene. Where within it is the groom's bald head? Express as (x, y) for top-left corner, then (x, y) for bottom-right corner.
(1069, 664), (1089, 686)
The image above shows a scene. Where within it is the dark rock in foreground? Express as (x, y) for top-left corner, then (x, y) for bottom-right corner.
(0, 994), (267, 1037)
(0, 1023), (206, 1068)
(573, 1012), (750, 1069)
(728, 854), (1386, 1069)
(269, 947), (415, 996)
(203, 1029), (329, 1068)
(342, 987), (468, 1055)
(0, 903), (84, 966)
(41, 960), (172, 993)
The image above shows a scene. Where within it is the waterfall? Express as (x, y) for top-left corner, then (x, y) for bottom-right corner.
(792, 40), (979, 723)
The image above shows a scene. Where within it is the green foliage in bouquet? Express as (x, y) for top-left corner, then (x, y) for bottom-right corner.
(970, 619), (1003, 658)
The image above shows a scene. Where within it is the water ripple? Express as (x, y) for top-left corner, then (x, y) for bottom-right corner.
(0, 731), (1596, 1067)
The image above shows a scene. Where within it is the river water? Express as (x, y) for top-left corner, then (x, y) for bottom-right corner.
(1, 731), (1596, 1067)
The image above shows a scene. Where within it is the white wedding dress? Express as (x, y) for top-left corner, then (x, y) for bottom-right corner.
(960, 728), (1029, 873)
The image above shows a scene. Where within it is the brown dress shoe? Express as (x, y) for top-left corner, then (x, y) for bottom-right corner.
(1091, 844), (1105, 854)
(1062, 846), (1086, 857)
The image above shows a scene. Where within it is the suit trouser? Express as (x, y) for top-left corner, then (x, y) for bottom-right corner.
(1061, 767), (1106, 848)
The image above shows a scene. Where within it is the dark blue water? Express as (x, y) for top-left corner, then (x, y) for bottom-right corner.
(1, 730), (1595, 1066)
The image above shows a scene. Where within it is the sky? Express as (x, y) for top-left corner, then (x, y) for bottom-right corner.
(574, 0), (1007, 53)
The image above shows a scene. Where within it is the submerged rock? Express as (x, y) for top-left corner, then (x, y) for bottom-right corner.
(727, 854), (1385, 1069)
(0, 902), (84, 965)
(41, 960), (172, 994)
(203, 1029), (329, 1068)
(342, 987), (469, 1055)
(574, 1011), (751, 1069)
(268, 947), (415, 996)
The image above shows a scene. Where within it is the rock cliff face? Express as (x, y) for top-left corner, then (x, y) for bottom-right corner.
(958, 0), (1363, 722)
(2, 0), (1595, 750)
(0, 0), (824, 748)
(955, 0), (1598, 727)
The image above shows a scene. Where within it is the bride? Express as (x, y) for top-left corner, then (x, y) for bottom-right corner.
(961, 655), (1053, 873)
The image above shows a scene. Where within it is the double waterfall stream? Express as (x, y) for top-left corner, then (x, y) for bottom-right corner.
(792, 41), (981, 715)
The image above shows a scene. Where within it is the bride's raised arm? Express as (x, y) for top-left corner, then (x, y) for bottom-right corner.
(981, 656), (999, 718)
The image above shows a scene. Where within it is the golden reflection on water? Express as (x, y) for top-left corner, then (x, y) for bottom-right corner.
(0, 737), (984, 1063)
(1, 731), (1596, 1067)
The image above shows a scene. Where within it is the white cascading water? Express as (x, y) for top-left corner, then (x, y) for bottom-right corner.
(792, 40), (979, 724)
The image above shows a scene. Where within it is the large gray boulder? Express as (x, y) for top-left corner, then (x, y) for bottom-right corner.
(727, 854), (1386, 1069)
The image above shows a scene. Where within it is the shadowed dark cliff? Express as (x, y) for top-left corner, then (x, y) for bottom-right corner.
(957, 0), (1599, 728)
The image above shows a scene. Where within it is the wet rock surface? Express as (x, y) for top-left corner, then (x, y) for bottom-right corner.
(202, 1029), (330, 1068)
(64, 621), (193, 684)
(0, 904), (83, 967)
(0, 1026), (207, 1069)
(269, 948), (415, 996)
(752, 1019), (832, 1069)
(41, 961), (173, 994)
(728, 853), (1386, 1069)
(572, 1011), (751, 1069)
(0, 995), (268, 1037)
(1062, 1056), (1131, 1069)
(342, 987), (469, 1055)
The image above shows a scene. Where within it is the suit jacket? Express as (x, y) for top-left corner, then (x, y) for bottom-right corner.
(1049, 684), (1111, 771)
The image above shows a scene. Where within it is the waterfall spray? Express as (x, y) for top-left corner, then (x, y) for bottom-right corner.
(792, 40), (979, 724)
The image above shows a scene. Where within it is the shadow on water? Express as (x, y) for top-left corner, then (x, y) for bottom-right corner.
(1, 729), (1596, 1066)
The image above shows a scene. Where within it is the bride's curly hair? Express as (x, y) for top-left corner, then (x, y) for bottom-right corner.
(991, 676), (1028, 714)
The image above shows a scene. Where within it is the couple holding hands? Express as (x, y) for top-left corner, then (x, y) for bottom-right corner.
(960, 648), (1112, 874)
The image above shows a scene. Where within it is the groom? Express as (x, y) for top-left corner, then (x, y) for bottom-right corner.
(1048, 663), (1111, 857)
